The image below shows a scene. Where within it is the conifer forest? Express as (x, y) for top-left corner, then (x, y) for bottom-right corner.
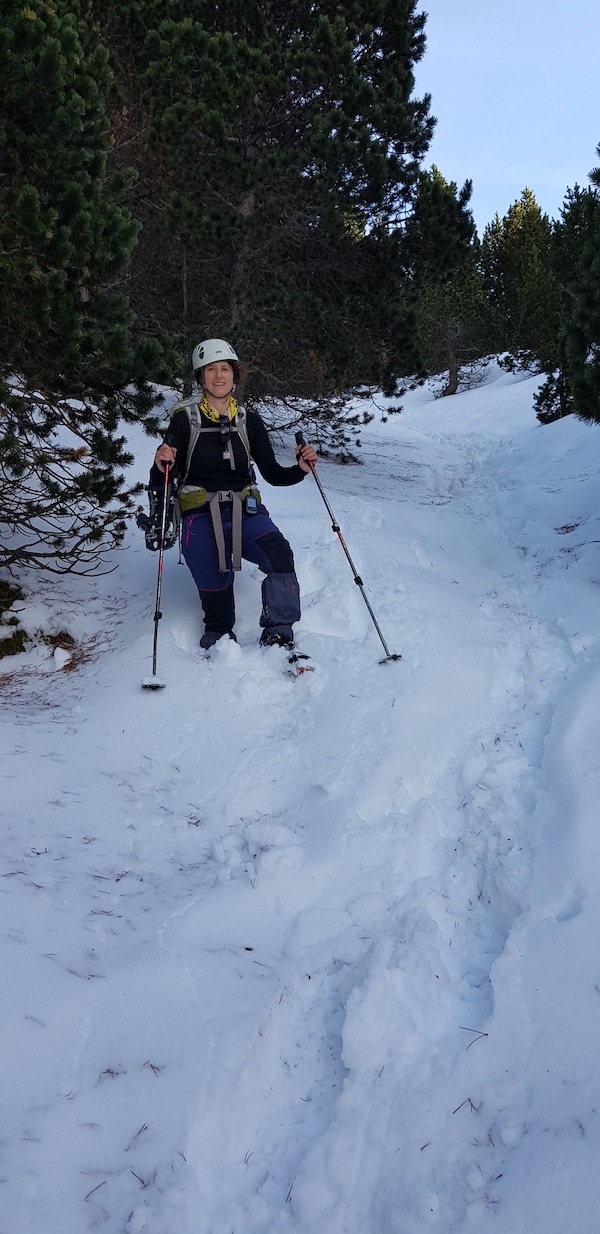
(1, 0), (599, 576)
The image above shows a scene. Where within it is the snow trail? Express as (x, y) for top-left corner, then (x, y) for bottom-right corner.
(2, 369), (599, 1233)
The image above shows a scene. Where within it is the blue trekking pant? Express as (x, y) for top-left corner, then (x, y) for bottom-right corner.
(181, 504), (301, 636)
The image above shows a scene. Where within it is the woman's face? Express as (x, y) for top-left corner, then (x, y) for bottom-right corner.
(203, 361), (234, 400)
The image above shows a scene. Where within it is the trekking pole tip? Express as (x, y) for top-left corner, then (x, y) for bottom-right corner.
(379, 653), (402, 664)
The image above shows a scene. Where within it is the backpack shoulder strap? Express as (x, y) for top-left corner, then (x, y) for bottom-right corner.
(233, 404), (251, 466)
(169, 393), (199, 424)
(176, 400), (252, 486)
(183, 401), (202, 485)
(167, 398), (202, 487)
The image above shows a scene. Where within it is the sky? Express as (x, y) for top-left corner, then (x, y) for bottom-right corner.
(2, 369), (600, 1232)
(414, 0), (600, 234)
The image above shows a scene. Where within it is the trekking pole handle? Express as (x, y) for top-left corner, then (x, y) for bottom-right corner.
(296, 431), (339, 528)
(295, 430), (310, 462)
(296, 428), (323, 491)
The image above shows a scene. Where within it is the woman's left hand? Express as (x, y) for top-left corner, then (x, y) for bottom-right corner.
(296, 442), (318, 473)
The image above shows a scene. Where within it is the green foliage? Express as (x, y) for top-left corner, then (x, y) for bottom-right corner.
(480, 188), (562, 370)
(405, 168), (495, 394)
(560, 165), (600, 424)
(94, 0), (434, 408)
(533, 362), (573, 424)
(405, 165), (477, 284)
(0, 579), (26, 658)
(415, 263), (496, 396)
(0, 0), (136, 391)
(0, 0), (172, 574)
(532, 177), (600, 425)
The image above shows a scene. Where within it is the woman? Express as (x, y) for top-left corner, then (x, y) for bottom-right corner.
(150, 338), (317, 650)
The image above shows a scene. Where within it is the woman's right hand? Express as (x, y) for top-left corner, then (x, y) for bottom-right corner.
(154, 443), (177, 472)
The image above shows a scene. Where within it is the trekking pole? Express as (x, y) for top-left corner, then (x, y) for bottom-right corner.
(295, 432), (401, 664)
(142, 461), (171, 690)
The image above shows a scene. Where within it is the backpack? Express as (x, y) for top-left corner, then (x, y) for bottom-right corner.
(137, 398), (251, 554)
(172, 395), (252, 485)
(171, 398), (260, 571)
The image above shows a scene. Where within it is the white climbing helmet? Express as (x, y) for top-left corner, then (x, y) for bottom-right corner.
(192, 338), (239, 370)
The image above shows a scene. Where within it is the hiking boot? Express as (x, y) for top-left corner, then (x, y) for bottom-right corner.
(260, 628), (294, 650)
(199, 630), (237, 650)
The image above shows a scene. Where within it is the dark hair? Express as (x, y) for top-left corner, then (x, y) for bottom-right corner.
(195, 360), (240, 387)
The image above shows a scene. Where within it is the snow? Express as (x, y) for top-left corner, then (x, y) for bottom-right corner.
(2, 363), (600, 1233)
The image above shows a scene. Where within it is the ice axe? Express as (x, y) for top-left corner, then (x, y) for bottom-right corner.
(295, 431), (401, 664)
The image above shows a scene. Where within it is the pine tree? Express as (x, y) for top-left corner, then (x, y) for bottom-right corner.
(533, 179), (600, 425)
(93, 0), (434, 410)
(415, 264), (496, 396)
(480, 188), (562, 370)
(405, 167), (495, 394)
(0, 0), (166, 574)
(405, 166), (476, 283)
(561, 155), (600, 424)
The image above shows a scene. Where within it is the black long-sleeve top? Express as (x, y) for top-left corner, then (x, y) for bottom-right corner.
(149, 405), (306, 493)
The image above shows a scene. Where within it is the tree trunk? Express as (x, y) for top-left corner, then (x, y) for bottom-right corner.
(443, 319), (459, 396)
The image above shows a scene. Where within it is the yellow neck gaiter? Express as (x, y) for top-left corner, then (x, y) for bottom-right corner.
(200, 394), (237, 424)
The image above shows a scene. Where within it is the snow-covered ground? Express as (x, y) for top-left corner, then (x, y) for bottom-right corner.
(2, 365), (600, 1234)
